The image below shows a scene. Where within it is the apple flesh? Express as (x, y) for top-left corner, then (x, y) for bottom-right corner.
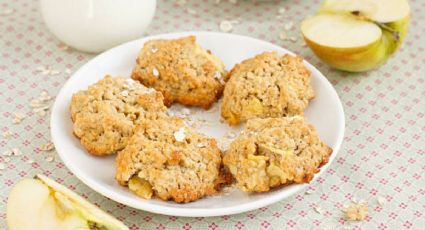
(301, 0), (410, 72)
(7, 175), (128, 230)
(320, 0), (410, 23)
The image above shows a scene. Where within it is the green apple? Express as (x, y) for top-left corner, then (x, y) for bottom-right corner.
(7, 174), (128, 230)
(301, 0), (410, 72)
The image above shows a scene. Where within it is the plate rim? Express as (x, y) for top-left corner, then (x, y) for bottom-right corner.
(50, 31), (345, 217)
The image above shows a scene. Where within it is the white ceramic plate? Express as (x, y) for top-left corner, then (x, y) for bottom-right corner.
(51, 31), (345, 217)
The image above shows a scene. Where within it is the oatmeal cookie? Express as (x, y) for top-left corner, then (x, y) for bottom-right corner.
(223, 117), (332, 193)
(70, 76), (166, 156)
(115, 115), (223, 203)
(221, 52), (314, 125)
(131, 36), (226, 109)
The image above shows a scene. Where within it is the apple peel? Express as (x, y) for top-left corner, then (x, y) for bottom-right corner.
(7, 174), (128, 230)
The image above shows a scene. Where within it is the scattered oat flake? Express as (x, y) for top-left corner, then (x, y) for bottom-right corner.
(65, 68), (72, 74)
(229, 0), (238, 4)
(50, 69), (61, 76)
(217, 143), (225, 151)
(37, 110), (46, 117)
(2, 150), (12, 156)
(174, 127), (186, 142)
(220, 20), (233, 33)
(32, 105), (49, 111)
(279, 31), (287, 41)
(276, 15), (283, 19)
(30, 100), (41, 107)
(151, 46), (158, 53)
(186, 8), (197, 15)
(33, 106), (50, 112)
(36, 66), (47, 72)
(189, 120), (200, 129)
(289, 36), (297, 42)
(0, 163), (5, 170)
(1, 9), (14, 16)
(226, 131), (236, 139)
(14, 112), (25, 119)
(305, 189), (315, 195)
(41, 142), (55, 151)
(284, 21), (294, 31)
(12, 112), (25, 124)
(152, 68), (160, 77)
(2, 131), (12, 139)
(197, 142), (207, 148)
(40, 91), (48, 97)
(313, 206), (323, 214)
(176, 0), (187, 6)
(4, 157), (11, 162)
(45, 156), (54, 162)
(37, 66), (52, 74)
(215, 0), (221, 4)
(343, 201), (368, 221)
(30, 92), (52, 116)
(35, 66), (52, 75)
(214, 71), (223, 82)
(41, 96), (52, 102)
(377, 196), (386, 206)
(220, 185), (235, 195)
(121, 90), (129, 97)
(278, 8), (286, 14)
(181, 108), (191, 115)
(27, 159), (34, 164)
(42, 68), (50, 74)
(126, 78), (135, 84)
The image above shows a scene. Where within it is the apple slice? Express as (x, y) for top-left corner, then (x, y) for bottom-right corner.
(301, 0), (410, 72)
(320, 0), (410, 23)
(7, 175), (128, 230)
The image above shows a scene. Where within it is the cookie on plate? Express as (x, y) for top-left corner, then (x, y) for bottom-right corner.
(70, 76), (166, 156)
(221, 52), (314, 125)
(223, 116), (332, 193)
(115, 115), (224, 203)
(131, 36), (226, 109)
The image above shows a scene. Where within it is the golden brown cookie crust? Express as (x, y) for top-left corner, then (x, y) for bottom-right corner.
(70, 76), (166, 156)
(131, 36), (226, 109)
(221, 52), (314, 125)
(223, 117), (332, 193)
(115, 115), (223, 203)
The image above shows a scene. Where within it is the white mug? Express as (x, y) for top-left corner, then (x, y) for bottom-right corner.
(40, 0), (157, 53)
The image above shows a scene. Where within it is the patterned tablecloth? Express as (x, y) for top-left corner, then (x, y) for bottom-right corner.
(1, 0), (424, 229)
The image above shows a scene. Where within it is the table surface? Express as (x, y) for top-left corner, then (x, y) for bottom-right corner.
(1, 0), (424, 229)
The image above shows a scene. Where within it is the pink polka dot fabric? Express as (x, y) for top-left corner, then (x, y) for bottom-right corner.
(1, 0), (424, 229)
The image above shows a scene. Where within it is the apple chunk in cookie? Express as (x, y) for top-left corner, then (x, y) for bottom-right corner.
(7, 175), (128, 230)
(221, 52), (314, 125)
(115, 115), (225, 203)
(301, 0), (410, 72)
(223, 117), (332, 193)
